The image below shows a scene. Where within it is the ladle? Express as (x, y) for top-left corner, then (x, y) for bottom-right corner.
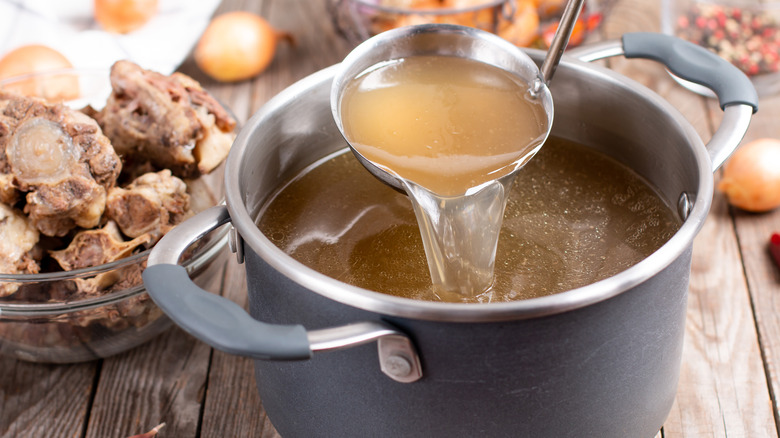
(331, 0), (584, 192)
(535, 0), (585, 93)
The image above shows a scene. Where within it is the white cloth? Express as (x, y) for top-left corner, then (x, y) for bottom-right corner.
(0, 0), (221, 74)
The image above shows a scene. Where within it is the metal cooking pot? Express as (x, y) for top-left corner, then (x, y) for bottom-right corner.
(143, 31), (757, 438)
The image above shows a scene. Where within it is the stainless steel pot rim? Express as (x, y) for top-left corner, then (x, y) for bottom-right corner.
(226, 58), (714, 323)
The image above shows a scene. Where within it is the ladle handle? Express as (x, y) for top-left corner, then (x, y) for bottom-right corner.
(567, 32), (758, 170)
(142, 205), (422, 383)
(539, 0), (585, 85)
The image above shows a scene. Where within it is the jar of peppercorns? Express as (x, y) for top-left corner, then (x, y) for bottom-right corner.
(661, 0), (780, 96)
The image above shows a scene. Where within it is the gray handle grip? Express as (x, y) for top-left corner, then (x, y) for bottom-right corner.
(622, 32), (758, 113)
(142, 206), (423, 381)
(567, 33), (756, 170)
(143, 263), (312, 360)
(142, 205), (311, 360)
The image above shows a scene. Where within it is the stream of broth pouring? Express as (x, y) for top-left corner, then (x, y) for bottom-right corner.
(340, 55), (548, 298)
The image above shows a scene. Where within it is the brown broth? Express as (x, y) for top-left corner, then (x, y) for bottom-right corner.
(256, 137), (681, 303)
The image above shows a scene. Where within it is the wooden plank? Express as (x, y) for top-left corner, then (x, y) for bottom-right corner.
(176, 0), (259, 124)
(664, 192), (776, 436)
(198, 2), (347, 437)
(600, 0), (660, 40)
(0, 358), (95, 438)
(248, 0), (353, 115)
(82, 252), (226, 438)
(733, 202), (780, 433)
(83, 326), (211, 438)
(199, 258), (280, 438)
(731, 91), (780, 433)
(1, 1), (241, 437)
(120, 3), (274, 437)
(599, 0), (776, 436)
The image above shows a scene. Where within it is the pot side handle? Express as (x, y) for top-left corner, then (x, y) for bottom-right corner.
(142, 205), (422, 383)
(623, 32), (758, 113)
(567, 32), (758, 171)
(143, 263), (312, 360)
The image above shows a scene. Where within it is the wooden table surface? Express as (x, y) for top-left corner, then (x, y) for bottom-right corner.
(3, 0), (780, 436)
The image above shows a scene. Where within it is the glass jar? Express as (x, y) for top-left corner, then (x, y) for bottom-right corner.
(328, 0), (605, 49)
(661, 0), (780, 96)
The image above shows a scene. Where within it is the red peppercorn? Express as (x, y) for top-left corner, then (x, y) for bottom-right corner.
(716, 10), (726, 23)
(770, 233), (780, 269)
(676, 3), (780, 76)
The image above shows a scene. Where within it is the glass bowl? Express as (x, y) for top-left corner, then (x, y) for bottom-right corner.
(328, 0), (605, 48)
(0, 230), (227, 363)
(0, 68), (231, 363)
(661, 0), (780, 96)
(0, 68), (113, 107)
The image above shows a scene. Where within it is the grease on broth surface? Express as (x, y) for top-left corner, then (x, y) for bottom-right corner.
(257, 137), (681, 303)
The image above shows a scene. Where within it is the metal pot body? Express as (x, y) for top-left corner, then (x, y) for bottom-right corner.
(247, 247), (691, 437)
(143, 32), (757, 438)
(237, 50), (706, 437)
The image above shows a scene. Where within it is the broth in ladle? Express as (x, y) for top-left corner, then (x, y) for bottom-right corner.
(339, 55), (549, 297)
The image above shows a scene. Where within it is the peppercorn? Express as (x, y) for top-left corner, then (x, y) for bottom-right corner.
(770, 233), (780, 270)
(675, 3), (780, 76)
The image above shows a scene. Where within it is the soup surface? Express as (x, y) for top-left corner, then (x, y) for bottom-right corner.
(257, 137), (681, 303)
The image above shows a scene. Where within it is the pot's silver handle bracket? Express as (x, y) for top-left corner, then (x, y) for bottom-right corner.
(565, 39), (623, 62)
(309, 322), (423, 383)
(143, 205), (422, 383)
(567, 33), (758, 171)
(706, 104), (753, 171)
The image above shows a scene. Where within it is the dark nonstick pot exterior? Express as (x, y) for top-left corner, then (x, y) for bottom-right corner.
(143, 30), (757, 438)
(247, 247), (691, 438)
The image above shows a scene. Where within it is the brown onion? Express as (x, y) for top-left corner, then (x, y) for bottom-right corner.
(94, 0), (158, 34)
(194, 11), (293, 83)
(0, 45), (79, 101)
(718, 138), (780, 212)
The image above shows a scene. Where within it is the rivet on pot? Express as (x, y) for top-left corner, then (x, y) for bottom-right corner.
(384, 354), (413, 378)
(378, 335), (423, 383)
(228, 226), (245, 264)
(677, 192), (693, 221)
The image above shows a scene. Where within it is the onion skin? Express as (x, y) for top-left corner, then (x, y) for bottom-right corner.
(0, 45), (72, 79)
(0, 45), (79, 101)
(94, 0), (159, 34)
(718, 138), (780, 212)
(195, 11), (292, 83)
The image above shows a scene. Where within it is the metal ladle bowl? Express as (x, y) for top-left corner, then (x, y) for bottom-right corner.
(330, 23), (556, 193)
(330, 0), (586, 192)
